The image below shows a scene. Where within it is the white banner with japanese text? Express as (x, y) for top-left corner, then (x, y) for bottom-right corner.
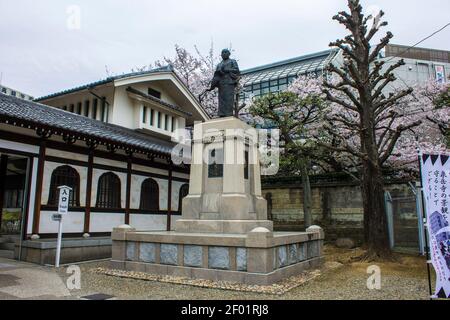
(421, 153), (450, 299)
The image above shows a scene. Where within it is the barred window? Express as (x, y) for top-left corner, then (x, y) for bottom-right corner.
(178, 184), (189, 213)
(140, 178), (159, 211)
(96, 172), (121, 209)
(48, 166), (80, 207)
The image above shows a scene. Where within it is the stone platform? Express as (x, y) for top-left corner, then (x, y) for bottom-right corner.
(111, 226), (324, 285)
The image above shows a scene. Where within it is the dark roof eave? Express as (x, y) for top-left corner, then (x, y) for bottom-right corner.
(0, 94), (176, 158)
(34, 66), (175, 102)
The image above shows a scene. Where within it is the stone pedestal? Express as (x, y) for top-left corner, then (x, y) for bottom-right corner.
(111, 117), (325, 285)
(177, 117), (272, 234)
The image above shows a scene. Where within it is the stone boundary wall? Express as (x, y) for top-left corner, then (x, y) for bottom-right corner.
(262, 177), (420, 247)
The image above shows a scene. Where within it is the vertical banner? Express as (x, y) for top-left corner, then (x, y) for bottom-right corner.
(435, 65), (446, 84)
(421, 154), (450, 299)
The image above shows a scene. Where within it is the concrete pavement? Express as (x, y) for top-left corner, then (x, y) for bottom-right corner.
(0, 258), (72, 300)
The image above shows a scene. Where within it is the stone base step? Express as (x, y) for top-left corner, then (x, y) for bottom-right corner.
(0, 235), (19, 243)
(0, 250), (14, 259)
(0, 242), (15, 251)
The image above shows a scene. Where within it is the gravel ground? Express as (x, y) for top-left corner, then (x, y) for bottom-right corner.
(64, 246), (432, 300)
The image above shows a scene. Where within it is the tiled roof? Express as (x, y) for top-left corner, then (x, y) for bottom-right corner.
(126, 86), (192, 117)
(35, 65), (174, 102)
(0, 93), (176, 157)
(240, 49), (338, 86)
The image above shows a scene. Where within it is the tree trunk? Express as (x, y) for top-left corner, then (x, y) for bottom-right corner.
(301, 161), (313, 228)
(361, 161), (391, 259)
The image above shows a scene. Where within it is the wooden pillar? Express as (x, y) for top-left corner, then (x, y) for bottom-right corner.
(84, 149), (94, 234)
(166, 162), (173, 231)
(125, 156), (132, 225)
(0, 154), (8, 228)
(22, 157), (34, 241)
(32, 140), (46, 235)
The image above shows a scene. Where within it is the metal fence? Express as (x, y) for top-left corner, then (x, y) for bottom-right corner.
(385, 182), (426, 255)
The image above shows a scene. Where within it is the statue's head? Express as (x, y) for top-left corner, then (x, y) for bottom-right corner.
(221, 49), (231, 60)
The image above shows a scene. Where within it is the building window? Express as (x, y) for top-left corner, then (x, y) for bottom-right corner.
(142, 106), (147, 124)
(140, 178), (159, 211)
(11, 91), (16, 97)
(208, 149), (224, 178)
(164, 114), (169, 131)
(48, 166), (80, 207)
(150, 109), (154, 126)
(148, 88), (161, 99)
(96, 172), (121, 209)
(178, 184), (189, 213)
(62, 105), (67, 111)
(244, 150), (249, 180)
(92, 99), (98, 120)
(101, 98), (107, 122)
(76, 102), (82, 115)
(84, 100), (90, 117)
(69, 104), (74, 113)
(1, 87), (6, 94)
(171, 116), (175, 132)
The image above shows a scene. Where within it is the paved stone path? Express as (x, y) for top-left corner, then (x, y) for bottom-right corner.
(0, 258), (71, 300)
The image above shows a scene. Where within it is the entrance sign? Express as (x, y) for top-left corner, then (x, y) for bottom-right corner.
(58, 186), (71, 215)
(55, 186), (72, 268)
(421, 154), (450, 299)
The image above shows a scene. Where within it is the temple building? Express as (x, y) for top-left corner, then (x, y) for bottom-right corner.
(0, 66), (209, 263)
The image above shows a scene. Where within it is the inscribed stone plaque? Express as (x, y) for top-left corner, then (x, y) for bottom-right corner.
(208, 247), (230, 270)
(160, 244), (178, 265)
(236, 248), (247, 271)
(298, 243), (307, 261)
(184, 245), (203, 268)
(278, 246), (288, 268)
(288, 244), (298, 265)
(126, 242), (135, 261)
(139, 243), (156, 263)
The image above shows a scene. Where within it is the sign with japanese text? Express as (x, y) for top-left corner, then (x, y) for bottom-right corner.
(421, 154), (450, 299)
(58, 186), (72, 215)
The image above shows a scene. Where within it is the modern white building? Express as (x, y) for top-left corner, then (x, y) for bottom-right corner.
(240, 44), (449, 99)
(0, 85), (33, 101)
(0, 66), (209, 264)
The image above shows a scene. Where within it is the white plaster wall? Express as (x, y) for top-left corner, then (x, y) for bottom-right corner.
(0, 138), (39, 154)
(131, 176), (168, 210)
(130, 175), (147, 210)
(39, 211), (85, 234)
(171, 215), (182, 230)
(111, 86), (135, 129)
(94, 157), (128, 169)
(41, 162), (88, 206)
(129, 214), (167, 231)
(90, 213), (125, 233)
(46, 148), (88, 162)
(156, 178), (169, 211)
(173, 172), (189, 180)
(172, 181), (188, 212)
(91, 169), (127, 208)
(132, 163), (168, 176)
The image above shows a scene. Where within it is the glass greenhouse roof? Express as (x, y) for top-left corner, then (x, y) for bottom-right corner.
(241, 49), (338, 86)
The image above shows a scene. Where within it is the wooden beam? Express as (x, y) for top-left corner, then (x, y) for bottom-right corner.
(32, 140), (46, 235)
(0, 154), (8, 228)
(166, 163), (173, 231)
(125, 156), (132, 225)
(84, 149), (94, 233)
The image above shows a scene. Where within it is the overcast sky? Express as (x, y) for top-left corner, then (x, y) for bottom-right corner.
(1, 0), (449, 97)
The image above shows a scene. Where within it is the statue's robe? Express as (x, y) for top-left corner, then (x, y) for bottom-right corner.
(211, 59), (240, 117)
